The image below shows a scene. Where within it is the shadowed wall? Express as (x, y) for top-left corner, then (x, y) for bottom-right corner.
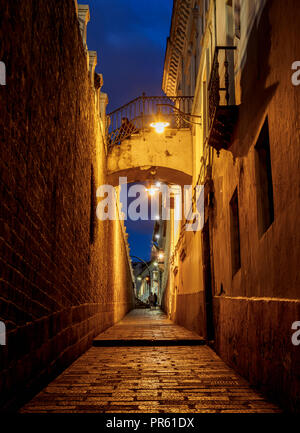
(0, 0), (134, 410)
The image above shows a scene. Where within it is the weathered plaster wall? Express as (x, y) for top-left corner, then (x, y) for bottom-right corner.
(162, 0), (300, 411)
(162, 227), (206, 337)
(213, 297), (300, 412)
(211, 0), (300, 411)
(107, 129), (193, 186)
(0, 0), (134, 410)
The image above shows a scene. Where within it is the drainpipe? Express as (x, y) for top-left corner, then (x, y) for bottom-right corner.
(214, 0), (217, 47)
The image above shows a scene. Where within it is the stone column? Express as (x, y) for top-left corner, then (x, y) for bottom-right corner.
(99, 92), (109, 151)
(78, 5), (90, 52)
(88, 51), (97, 87)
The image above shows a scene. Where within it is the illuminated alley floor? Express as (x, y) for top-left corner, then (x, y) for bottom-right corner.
(20, 310), (281, 413)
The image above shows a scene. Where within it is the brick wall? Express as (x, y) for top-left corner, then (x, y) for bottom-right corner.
(0, 0), (134, 410)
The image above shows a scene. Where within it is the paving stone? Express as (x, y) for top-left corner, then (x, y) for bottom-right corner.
(20, 309), (281, 413)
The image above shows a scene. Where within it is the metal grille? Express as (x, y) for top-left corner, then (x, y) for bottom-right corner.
(208, 46), (237, 131)
(106, 95), (194, 151)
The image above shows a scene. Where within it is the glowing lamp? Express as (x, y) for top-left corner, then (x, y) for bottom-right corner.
(150, 121), (170, 134)
(150, 108), (170, 134)
(158, 252), (164, 261)
(148, 188), (156, 196)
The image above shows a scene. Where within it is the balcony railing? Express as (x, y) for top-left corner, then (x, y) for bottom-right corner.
(208, 46), (238, 155)
(106, 94), (193, 151)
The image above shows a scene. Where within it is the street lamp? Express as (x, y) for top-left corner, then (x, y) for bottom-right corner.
(146, 182), (160, 196)
(150, 104), (202, 133)
(150, 108), (170, 134)
(147, 187), (156, 196)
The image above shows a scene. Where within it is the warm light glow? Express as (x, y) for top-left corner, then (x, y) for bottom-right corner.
(137, 277), (142, 281)
(146, 184), (160, 196)
(155, 234), (160, 239)
(148, 188), (156, 196)
(150, 121), (170, 134)
(155, 181), (161, 187)
(153, 262), (158, 267)
(158, 252), (164, 260)
(155, 215), (160, 220)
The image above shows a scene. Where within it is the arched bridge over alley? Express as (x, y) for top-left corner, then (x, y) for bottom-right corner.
(106, 95), (194, 186)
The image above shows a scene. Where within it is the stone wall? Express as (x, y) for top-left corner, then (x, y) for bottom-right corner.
(162, 0), (300, 411)
(0, 0), (134, 410)
(211, 0), (300, 412)
(213, 297), (300, 412)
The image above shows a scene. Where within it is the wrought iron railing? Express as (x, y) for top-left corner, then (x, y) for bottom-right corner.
(106, 94), (193, 150)
(199, 138), (213, 185)
(208, 46), (237, 131)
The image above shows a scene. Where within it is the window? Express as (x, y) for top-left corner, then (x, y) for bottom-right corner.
(226, 0), (234, 45)
(230, 188), (241, 275)
(234, 0), (241, 39)
(255, 117), (274, 238)
(163, 221), (167, 237)
(202, 80), (207, 140)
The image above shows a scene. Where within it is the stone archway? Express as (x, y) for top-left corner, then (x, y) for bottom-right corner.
(107, 128), (193, 186)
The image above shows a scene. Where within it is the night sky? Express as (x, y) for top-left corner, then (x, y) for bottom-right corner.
(87, 0), (173, 112)
(87, 0), (173, 261)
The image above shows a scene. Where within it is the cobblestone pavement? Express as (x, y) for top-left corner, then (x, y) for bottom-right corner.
(94, 309), (204, 343)
(20, 310), (281, 413)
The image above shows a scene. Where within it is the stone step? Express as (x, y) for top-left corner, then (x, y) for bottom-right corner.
(93, 338), (206, 347)
(93, 309), (205, 347)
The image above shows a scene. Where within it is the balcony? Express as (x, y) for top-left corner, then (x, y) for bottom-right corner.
(106, 94), (193, 151)
(208, 46), (238, 155)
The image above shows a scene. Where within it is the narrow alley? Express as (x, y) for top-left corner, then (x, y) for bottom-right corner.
(20, 309), (280, 413)
(0, 0), (299, 419)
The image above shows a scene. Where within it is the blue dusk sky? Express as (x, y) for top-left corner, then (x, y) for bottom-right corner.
(87, 0), (173, 261)
(87, 0), (173, 112)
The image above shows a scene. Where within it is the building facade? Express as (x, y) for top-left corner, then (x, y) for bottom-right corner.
(162, 0), (300, 411)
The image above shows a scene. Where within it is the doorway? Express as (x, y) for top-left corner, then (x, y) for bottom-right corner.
(202, 219), (214, 341)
